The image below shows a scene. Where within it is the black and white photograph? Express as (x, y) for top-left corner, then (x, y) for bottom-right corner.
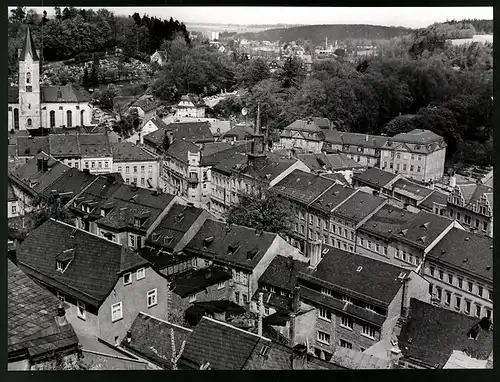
(7, 5), (493, 370)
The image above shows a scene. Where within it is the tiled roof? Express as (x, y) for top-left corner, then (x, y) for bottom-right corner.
(131, 97), (162, 113)
(399, 299), (493, 368)
(221, 125), (254, 140)
(147, 203), (204, 252)
(148, 116), (169, 130)
(180, 317), (261, 370)
(77, 134), (112, 157)
(392, 129), (443, 144)
(139, 248), (192, 269)
(272, 170), (337, 205)
(48, 134), (112, 158)
(331, 347), (392, 369)
(283, 119), (324, 133)
(179, 94), (206, 108)
(17, 219), (148, 307)
(170, 266), (232, 298)
(199, 141), (250, 166)
(211, 152), (247, 175)
(8, 181), (18, 202)
(391, 210), (454, 250)
(185, 300), (246, 326)
(8, 260), (79, 361)
(353, 167), (399, 189)
(332, 190), (386, 225)
(169, 122), (214, 142)
(419, 190), (449, 210)
(259, 255), (309, 292)
(16, 136), (50, 157)
(392, 178), (434, 202)
(457, 183), (493, 207)
(48, 135), (79, 157)
(41, 84), (91, 103)
(166, 139), (200, 163)
(111, 142), (156, 162)
(45, 167), (97, 199)
(123, 312), (192, 370)
(9, 152), (70, 195)
(359, 205), (416, 239)
(427, 228), (492, 282)
(309, 183), (355, 214)
(324, 130), (388, 149)
(300, 246), (408, 306)
(185, 220), (276, 271)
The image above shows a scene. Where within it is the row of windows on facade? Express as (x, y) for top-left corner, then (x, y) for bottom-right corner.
(449, 209), (490, 231)
(118, 164), (154, 174)
(294, 226), (355, 253)
(125, 177), (154, 187)
(450, 196), (490, 216)
(319, 288), (387, 316)
(429, 284), (493, 320)
(428, 267), (492, 301)
(317, 320), (377, 347)
(10, 108), (85, 129)
(296, 212), (355, 234)
(382, 162), (422, 173)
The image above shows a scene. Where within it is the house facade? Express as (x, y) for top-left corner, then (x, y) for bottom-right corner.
(176, 94), (206, 118)
(16, 219), (172, 345)
(276, 119), (327, 154)
(111, 142), (160, 189)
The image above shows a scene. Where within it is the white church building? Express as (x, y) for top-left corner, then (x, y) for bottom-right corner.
(7, 27), (93, 132)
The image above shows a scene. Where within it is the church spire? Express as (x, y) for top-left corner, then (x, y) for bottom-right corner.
(19, 26), (39, 62)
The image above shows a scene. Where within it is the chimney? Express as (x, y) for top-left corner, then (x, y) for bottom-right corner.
(289, 286), (300, 346)
(107, 174), (115, 183)
(83, 169), (90, 175)
(126, 330), (132, 343)
(365, 135), (369, 142)
(139, 132), (144, 145)
(449, 175), (456, 188)
(205, 268), (212, 280)
(400, 275), (409, 318)
(291, 344), (308, 370)
(258, 292), (263, 337)
(56, 303), (67, 327)
(36, 157), (43, 172)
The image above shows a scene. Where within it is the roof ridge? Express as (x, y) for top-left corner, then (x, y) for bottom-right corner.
(138, 311), (193, 332)
(200, 316), (272, 341)
(48, 218), (123, 248)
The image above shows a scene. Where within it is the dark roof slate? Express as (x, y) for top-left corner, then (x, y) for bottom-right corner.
(359, 205), (416, 239)
(19, 26), (39, 61)
(8, 259), (79, 360)
(259, 255), (309, 292)
(399, 299), (493, 368)
(17, 219), (147, 307)
(309, 184), (355, 214)
(16, 136), (50, 157)
(272, 170), (337, 205)
(353, 167), (399, 188)
(111, 142), (156, 162)
(332, 190), (386, 224)
(170, 266), (232, 298)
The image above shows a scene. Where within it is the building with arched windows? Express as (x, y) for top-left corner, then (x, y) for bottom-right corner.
(7, 26), (93, 132)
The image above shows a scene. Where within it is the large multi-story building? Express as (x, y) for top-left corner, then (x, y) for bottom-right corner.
(275, 118), (328, 154)
(7, 27), (93, 131)
(424, 228), (493, 321)
(446, 178), (493, 238)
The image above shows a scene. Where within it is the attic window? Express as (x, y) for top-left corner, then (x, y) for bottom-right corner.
(56, 259), (72, 273)
(203, 236), (214, 247)
(247, 248), (259, 260)
(356, 266), (363, 272)
(418, 236), (427, 244)
(421, 222), (430, 230)
(164, 236), (174, 244)
(227, 243), (240, 255)
(398, 272), (407, 279)
(322, 248), (329, 255)
(400, 229), (408, 236)
(70, 228), (77, 238)
(152, 233), (160, 241)
(260, 345), (270, 357)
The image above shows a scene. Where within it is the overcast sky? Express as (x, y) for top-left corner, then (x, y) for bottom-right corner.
(15, 6), (493, 28)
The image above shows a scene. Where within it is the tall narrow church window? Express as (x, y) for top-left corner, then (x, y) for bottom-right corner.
(28, 103), (31, 109)
(27, 118), (32, 127)
(57, 89), (62, 99)
(50, 110), (55, 128)
(80, 110), (85, 126)
(14, 108), (19, 130)
(26, 72), (31, 84)
(67, 110), (72, 127)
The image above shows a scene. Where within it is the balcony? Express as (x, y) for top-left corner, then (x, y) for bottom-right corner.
(187, 173), (199, 184)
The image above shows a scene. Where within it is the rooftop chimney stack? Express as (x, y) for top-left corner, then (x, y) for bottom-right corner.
(258, 292), (264, 337)
(289, 286), (301, 346)
(291, 344), (308, 370)
(449, 175), (457, 188)
(127, 330), (132, 343)
(56, 303), (67, 327)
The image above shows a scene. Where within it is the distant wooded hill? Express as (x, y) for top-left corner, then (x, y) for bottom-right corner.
(445, 19), (493, 34)
(236, 24), (414, 44)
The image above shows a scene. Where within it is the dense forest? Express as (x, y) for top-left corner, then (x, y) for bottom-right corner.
(237, 24), (413, 45)
(215, 22), (493, 169)
(446, 18), (494, 34)
(8, 6), (189, 74)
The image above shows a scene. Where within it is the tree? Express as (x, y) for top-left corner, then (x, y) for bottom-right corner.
(162, 133), (171, 151)
(10, 6), (26, 24)
(225, 188), (296, 235)
(90, 56), (100, 89)
(82, 66), (91, 90)
(42, 10), (49, 25)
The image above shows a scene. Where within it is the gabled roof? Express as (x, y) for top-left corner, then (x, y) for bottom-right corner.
(324, 130), (388, 149)
(77, 134), (112, 157)
(8, 260), (79, 361)
(123, 312), (192, 370)
(359, 205), (416, 240)
(185, 220), (277, 271)
(169, 122), (214, 143)
(272, 170), (337, 205)
(392, 210), (454, 250)
(199, 141), (249, 166)
(46, 167), (97, 198)
(353, 167), (399, 189)
(180, 316), (262, 370)
(392, 129), (443, 144)
(19, 26), (39, 61)
(8, 181), (18, 202)
(309, 184), (355, 214)
(283, 119), (324, 133)
(166, 139), (200, 163)
(179, 94), (206, 108)
(332, 190), (386, 225)
(392, 178), (434, 202)
(131, 96), (162, 113)
(221, 125), (254, 140)
(147, 203), (205, 252)
(399, 299), (493, 368)
(259, 255), (309, 292)
(41, 85), (91, 103)
(170, 266), (232, 298)
(146, 116), (169, 130)
(9, 152), (70, 195)
(17, 219), (148, 308)
(419, 190), (449, 210)
(300, 246), (408, 306)
(297, 152), (364, 172)
(456, 183), (493, 207)
(111, 142), (156, 163)
(427, 228), (492, 282)
(16, 136), (49, 157)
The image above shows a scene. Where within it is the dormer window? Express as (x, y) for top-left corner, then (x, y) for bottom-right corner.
(101, 209), (105, 217)
(55, 248), (75, 273)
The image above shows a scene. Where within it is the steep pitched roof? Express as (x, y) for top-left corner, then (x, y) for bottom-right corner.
(297, 152), (363, 172)
(180, 317), (261, 370)
(457, 183), (493, 207)
(169, 122), (214, 142)
(46, 167), (97, 197)
(185, 220), (277, 271)
(359, 205), (416, 240)
(392, 129), (443, 144)
(333, 190), (386, 225)
(353, 167), (399, 189)
(111, 142), (157, 163)
(170, 266), (232, 298)
(16, 136), (49, 157)
(122, 312), (192, 370)
(399, 299), (493, 368)
(166, 139), (200, 163)
(324, 130), (387, 149)
(16, 220), (148, 308)
(419, 190), (449, 210)
(392, 210), (454, 250)
(77, 134), (112, 157)
(300, 246), (408, 306)
(19, 26), (39, 61)
(221, 125), (254, 140)
(392, 178), (434, 202)
(8, 181), (18, 202)
(199, 141), (249, 166)
(8, 260), (79, 361)
(41, 85), (91, 103)
(284, 119), (324, 133)
(258, 255), (309, 292)
(427, 228), (492, 282)
(272, 170), (337, 205)
(309, 184), (355, 214)
(131, 96), (162, 113)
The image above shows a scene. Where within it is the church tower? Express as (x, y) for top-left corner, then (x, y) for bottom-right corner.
(18, 26), (41, 129)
